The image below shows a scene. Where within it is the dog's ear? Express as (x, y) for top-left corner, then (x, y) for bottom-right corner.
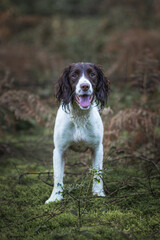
(55, 65), (72, 106)
(94, 64), (110, 109)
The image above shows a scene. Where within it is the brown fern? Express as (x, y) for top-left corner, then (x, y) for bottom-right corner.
(104, 107), (156, 149)
(0, 90), (53, 128)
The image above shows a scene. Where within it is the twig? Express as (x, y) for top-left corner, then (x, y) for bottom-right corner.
(1, 201), (68, 229)
(138, 155), (160, 175)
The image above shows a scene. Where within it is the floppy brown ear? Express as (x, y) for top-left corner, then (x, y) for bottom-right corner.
(55, 66), (72, 107)
(94, 65), (110, 109)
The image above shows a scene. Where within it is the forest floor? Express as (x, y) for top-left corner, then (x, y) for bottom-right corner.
(0, 126), (160, 240)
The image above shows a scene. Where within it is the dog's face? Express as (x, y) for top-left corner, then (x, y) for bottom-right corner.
(56, 62), (109, 110)
(69, 63), (97, 109)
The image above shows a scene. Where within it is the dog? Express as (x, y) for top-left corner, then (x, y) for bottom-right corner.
(46, 62), (109, 203)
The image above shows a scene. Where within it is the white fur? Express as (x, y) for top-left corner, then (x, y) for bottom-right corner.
(45, 75), (105, 203)
(76, 74), (93, 96)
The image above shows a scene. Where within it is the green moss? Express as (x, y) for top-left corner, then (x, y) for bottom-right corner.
(0, 125), (160, 240)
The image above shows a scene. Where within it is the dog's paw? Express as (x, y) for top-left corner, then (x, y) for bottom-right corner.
(45, 191), (63, 204)
(93, 189), (106, 197)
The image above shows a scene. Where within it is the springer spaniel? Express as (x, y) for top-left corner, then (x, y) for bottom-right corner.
(46, 62), (109, 203)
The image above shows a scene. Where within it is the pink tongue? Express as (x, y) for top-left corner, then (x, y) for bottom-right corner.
(79, 96), (91, 108)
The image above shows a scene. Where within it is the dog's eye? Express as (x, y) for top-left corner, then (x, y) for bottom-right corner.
(90, 72), (95, 77)
(72, 73), (78, 78)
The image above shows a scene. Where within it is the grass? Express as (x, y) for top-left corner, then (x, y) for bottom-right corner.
(0, 129), (160, 240)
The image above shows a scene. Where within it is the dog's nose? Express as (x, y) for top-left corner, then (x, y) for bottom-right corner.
(80, 83), (90, 92)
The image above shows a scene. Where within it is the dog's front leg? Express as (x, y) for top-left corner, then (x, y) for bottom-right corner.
(92, 144), (105, 197)
(45, 148), (65, 203)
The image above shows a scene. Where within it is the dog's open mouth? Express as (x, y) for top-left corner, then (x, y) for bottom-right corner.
(75, 94), (93, 108)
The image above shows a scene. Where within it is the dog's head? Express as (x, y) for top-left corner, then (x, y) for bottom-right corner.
(56, 62), (110, 110)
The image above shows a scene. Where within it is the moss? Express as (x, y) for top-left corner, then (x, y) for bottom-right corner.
(0, 125), (160, 240)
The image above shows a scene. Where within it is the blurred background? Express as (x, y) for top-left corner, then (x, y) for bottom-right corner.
(0, 0), (160, 151)
(0, 1), (160, 238)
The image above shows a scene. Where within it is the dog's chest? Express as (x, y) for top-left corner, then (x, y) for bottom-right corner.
(69, 123), (95, 152)
(73, 125), (87, 141)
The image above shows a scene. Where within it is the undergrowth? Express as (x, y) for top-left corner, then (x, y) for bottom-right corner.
(0, 131), (160, 240)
